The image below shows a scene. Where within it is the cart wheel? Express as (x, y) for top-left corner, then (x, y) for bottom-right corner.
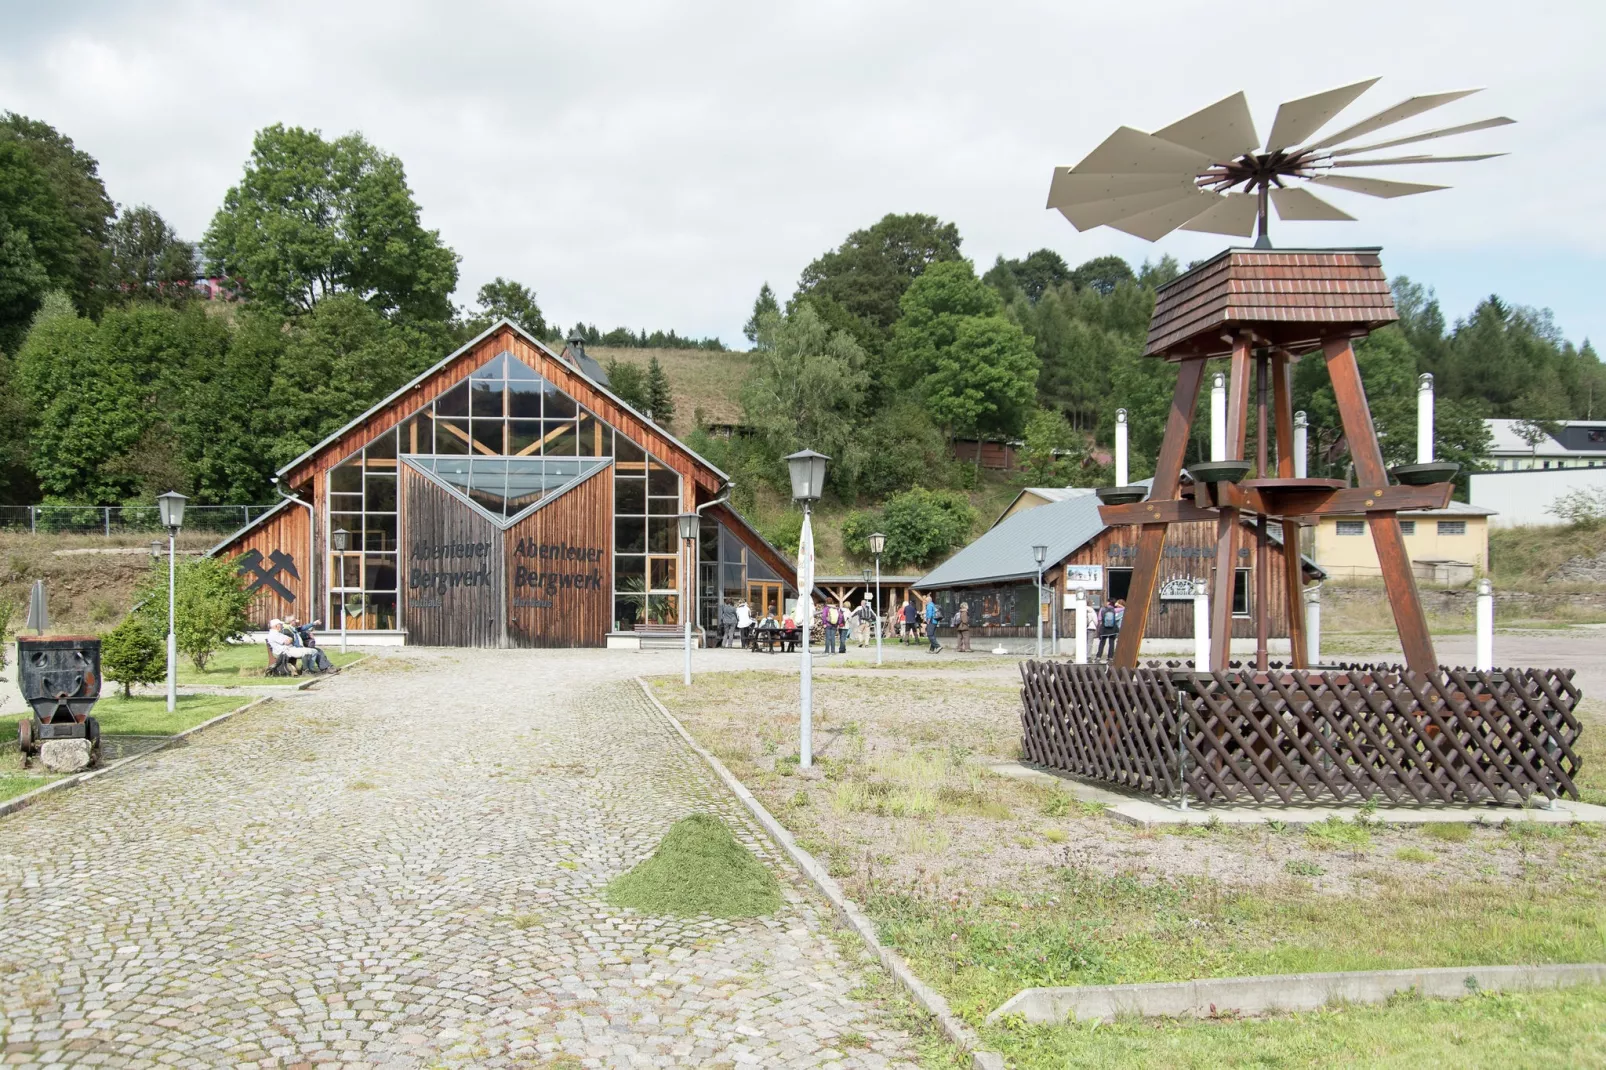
(17, 718), (31, 764)
(86, 717), (101, 766)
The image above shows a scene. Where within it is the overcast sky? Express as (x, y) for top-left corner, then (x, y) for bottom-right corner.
(3, 1), (1601, 348)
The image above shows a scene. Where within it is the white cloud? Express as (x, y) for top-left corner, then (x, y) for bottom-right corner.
(2, 0), (1601, 344)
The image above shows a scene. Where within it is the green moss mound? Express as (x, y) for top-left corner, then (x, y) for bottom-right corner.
(605, 814), (782, 918)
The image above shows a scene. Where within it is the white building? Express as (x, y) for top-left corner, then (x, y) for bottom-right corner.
(1485, 419), (1606, 471)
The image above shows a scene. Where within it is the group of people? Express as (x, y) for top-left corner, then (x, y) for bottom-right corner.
(266, 616), (332, 675)
(715, 593), (963, 655)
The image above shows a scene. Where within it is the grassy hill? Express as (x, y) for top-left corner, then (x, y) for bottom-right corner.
(589, 346), (753, 429)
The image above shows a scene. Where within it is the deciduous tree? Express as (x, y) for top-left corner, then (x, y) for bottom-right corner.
(469, 276), (546, 337)
(105, 205), (197, 304)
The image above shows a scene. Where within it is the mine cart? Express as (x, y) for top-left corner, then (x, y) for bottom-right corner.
(16, 636), (102, 767)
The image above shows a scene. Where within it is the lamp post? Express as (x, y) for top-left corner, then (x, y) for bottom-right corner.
(868, 531), (886, 666)
(332, 528), (350, 654)
(785, 449), (829, 769)
(679, 512), (699, 685)
(157, 491), (187, 714)
(1033, 544), (1048, 659)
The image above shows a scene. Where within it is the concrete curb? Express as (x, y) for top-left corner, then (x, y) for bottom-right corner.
(296, 652), (369, 691)
(987, 962), (1606, 1025)
(636, 678), (1005, 1070)
(0, 694), (275, 822)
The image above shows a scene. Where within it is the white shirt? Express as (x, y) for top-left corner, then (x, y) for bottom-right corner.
(736, 604), (751, 628)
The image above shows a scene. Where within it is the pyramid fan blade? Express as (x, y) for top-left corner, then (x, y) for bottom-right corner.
(1308, 89), (1482, 150)
(1103, 190), (1220, 241)
(1271, 187), (1355, 221)
(1264, 77), (1381, 152)
(1307, 174), (1450, 198)
(1152, 91), (1259, 161)
(1330, 116), (1516, 156)
(1071, 126), (1213, 174)
(1333, 153), (1506, 167)
(1058, 188), (1209, 231)
(1178, 191), (1259, 236)
(1046, 171), (1194, 209)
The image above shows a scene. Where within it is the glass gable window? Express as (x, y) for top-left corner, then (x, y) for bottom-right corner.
(403, 456), (610, 527)
(325, 428), (400, 630)
(612, 431), (681, 631)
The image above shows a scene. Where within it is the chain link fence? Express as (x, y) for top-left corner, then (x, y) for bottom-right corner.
(0, 505), (276, 537)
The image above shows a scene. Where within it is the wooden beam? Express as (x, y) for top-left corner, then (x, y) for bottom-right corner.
(1209, 505), (1238, 670)
(1112, 359), (1207, 668)
(1225, 334), (1252, 460)
(1251, 482), (1454, 518)
(1098, 498), (1219, 526)
(1324, 337), (1436, 672)
(1272, 353), (1308, 667)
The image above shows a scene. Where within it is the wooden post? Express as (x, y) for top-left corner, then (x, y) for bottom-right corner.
(1254, 352), (1270, 669)
(1271, 353), (1309, 667)
(1323, 337), (1437, 672)
(1112, 359), (1206, 668)
(1209, 336), (1251, 670)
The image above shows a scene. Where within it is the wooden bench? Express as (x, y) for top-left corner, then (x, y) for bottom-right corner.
(749, 627), (801, 653)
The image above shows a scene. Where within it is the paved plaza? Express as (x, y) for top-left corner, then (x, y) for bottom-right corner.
(0, 649), (921, 1068)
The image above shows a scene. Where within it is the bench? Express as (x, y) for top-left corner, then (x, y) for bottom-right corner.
(264, 641), (294, 677)
(632, 622), (704, 650)
(749, 627), (801, 654)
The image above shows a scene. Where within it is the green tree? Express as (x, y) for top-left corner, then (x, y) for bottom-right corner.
(1018, 407), (1082, 484)
(135, 555), (253, 670)
(0, 113), (115, 318)
(890, 260), (1038, 440)
(100, 614), (165, 696)
(0, 136), (79, 353)
(645, 356), (675, 424)
(1071, 255), (1137, 295)
(104, 205), (197, 303)
(743, 282), (778, 344)
(605, 358), (651, 411)
(982, 249), (1070, 304)
(469, 276), (546, 336)
(873, 488), (978, 569)
(202, 124), (459, 321)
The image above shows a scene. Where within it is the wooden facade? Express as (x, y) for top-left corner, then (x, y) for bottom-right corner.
(213, 322), (793, 647)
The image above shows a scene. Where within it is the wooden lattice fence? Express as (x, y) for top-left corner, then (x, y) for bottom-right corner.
(1019, 661), (1583, 806)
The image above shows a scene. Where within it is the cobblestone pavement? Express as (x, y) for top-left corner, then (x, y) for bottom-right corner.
(0, 649), (922, 1069)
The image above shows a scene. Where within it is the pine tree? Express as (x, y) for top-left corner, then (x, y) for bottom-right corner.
(744, 282), (779, 344)
(646, 357), (674, 424)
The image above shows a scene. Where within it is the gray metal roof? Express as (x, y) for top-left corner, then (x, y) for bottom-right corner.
(917, 491), (1111, 589)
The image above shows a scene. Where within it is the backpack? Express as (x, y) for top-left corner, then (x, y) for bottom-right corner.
(1101, 607), (1118, 629)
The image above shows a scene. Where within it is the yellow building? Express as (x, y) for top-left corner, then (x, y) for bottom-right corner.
(1311, 501), (1495, 584)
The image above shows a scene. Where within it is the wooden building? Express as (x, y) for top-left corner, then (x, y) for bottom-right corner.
(211, 322), (797, 647)
(915, 488), (1323, 641)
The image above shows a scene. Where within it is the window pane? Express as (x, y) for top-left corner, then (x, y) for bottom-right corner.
(332, 549), (361, 588)
(648, 460), (679, 497)
(365, 592), (397, 630)
(400, 412), (433, 454)
(615, 517), (646, 554)
(471, 352), (506, 379)
(330, 512), (363, 542)
(615, 555), (645, 592)
(506, 355), (539, 381)
(470, 380), (504, 418)
(508, 376), (543, 419)
(1398, 520), (1416, 535)
(365, 473), (397, 511)
(615, 434), (644, 465)
(471, 418), (504, 455)
(364, 513), (397, 551)
(614, 594), (645, 631)
(436, 418), (471, 454)
(543, 419), (578, 456)
(647, 594), (678, 624)
(1233, 570), (1251, 615)
(543, 383), (577, 421)
(364, 553), (398, 592)
(649, 556), (678, 591)
(436, 381), (470, 417)
(1335, 520), (1364, 536)
(577, 411), (605, 456)
(648, 517), (677, 553)
(648, 495), (679, 515)
(1438, 521), (1467, 536)
(330, 463), (363, 495)
(329, 493), (362, 512)
(365, 429), (397, 461)
(509, 419), (541, 455)
(615, 476), (645, 515)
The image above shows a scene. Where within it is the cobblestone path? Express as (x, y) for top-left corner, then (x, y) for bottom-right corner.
(0, 650), (922, 1069)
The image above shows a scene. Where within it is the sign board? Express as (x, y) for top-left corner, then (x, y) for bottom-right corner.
(1159, 577), (1199, 601)
(1064, 564), (1103, 590)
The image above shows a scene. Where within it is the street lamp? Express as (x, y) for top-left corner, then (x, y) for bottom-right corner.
(149, 540), (163, 561)
(1033, 543), (1048, 660)
(678, 512), (699, 685)
(868, 531), (886, 666)
(784, 449), (829, 769)
(332, 528), (350, 654)
(157, 491), (187, 713)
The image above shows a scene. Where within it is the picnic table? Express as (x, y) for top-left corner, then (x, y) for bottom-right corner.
(749, 626), (801, 653)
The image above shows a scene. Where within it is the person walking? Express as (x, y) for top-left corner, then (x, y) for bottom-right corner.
(1095, 597), (1120, 661)
(819, 602), (835, 656)
(852, 599), (873, 647)
(901, 597), (918, 644)
(718, 599), (738, 648)
(736, 600), (753, 649)
(835, 601), (848, 653)
(923, 596), (942, 653)
(955, 601), (971, 652)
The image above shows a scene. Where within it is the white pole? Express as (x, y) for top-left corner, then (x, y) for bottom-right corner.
(683, 537), (692, 686)
(1476, 578), (1493, 671)
(1115, 409), (1129, 486)
(1035, 565), (1044, 659)
(1211, 373), (1227, 462)
(1293, 411), (1308, 479)
(1073, 593), (1088, 664)
(1192, 580), (1209, 668)
(799, 503), (813, 769)
(1050, 574), (1059, 656)
(1305, 583), (1322, 666)
(1417, 373), (1435, 464)
(340, 590), (348, 654)
(874, 554), (883, 667)
(166, 532), (177, 713)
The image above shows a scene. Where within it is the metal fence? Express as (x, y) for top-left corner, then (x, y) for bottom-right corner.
(0, 505), (275, 537)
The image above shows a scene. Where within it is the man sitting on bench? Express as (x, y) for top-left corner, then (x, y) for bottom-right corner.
(267, 618), (329, 674)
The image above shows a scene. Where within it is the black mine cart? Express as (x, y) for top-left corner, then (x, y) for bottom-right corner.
(16, 636), (102, 766)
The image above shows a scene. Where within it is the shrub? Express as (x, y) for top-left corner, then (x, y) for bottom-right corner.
(100, 614), (166, 697)
(759, 510), (804, 555)
(840, 509), (880, 557)
(1548, 487), (1606, 528)
(879, 487), (978, 569)
(134, 554), (253, 670)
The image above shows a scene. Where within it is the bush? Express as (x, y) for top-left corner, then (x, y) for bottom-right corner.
(840, 509), (881, 557)
(759, 510), (804, 555)
(879, 488), (978, 569)
(1548, 487), (1606, 528)
(100, 614), (166, 697)
(134, 554), (253, 670)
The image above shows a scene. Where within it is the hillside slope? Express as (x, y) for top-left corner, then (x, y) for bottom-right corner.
(589, 346), (753, 429)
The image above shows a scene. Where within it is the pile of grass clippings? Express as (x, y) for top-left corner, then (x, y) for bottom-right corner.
(605, 813), (782, 918)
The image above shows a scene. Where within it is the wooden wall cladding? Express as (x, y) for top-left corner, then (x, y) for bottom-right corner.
(224, 502), (312, 628)
(402, 467), (503, 647)
(1064, 519), (1295, 640)
(503, 467), (613, 648)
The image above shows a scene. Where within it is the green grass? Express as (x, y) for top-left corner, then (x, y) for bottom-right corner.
(0, 773), (61, 802)
(89, 693), (247, 735)
(983, 984), (1606, 1069)
(868, 867), (1606, 1026)
(605, 813), (782, 919)
(175, 642), (363, 686)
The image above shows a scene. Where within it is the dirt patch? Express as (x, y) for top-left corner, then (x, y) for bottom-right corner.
(0, 531), (216, 635)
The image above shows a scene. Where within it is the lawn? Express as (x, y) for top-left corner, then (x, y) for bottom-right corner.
(90, 693), (249, 735)
(174, 642), (363, 686)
